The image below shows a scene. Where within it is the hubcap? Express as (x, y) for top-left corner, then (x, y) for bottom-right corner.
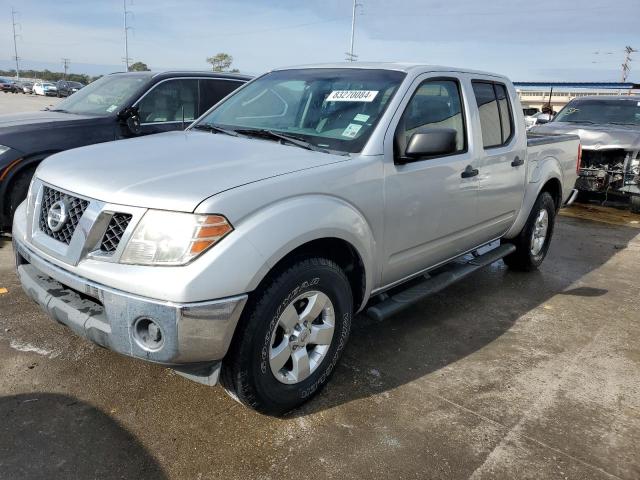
(530, 208), (549, 256)
(269, 290), (335, 385)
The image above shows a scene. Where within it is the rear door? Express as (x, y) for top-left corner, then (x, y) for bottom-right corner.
(470, 79), (526, 239)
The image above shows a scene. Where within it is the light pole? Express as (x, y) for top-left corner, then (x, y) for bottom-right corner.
(11, 8), (20, 80)
(345, 0), (362, 62)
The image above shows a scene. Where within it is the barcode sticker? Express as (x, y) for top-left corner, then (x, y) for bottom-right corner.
(327, 90), (379, 102)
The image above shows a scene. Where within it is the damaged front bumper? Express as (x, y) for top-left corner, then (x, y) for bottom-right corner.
(14, 238), (247, 385)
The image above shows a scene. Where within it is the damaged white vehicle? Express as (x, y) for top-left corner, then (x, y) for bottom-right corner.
(532, 96), (640, 213)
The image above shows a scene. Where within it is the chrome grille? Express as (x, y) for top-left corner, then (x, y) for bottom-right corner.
(100, 213), (132, 254)
(38, 186), (89, 244)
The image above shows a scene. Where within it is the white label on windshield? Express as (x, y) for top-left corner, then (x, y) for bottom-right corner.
(354, 113), (370, 122)
(342, 123), (362, 138)
(106, 105), (118, 113)
(327, 90), (379, 102)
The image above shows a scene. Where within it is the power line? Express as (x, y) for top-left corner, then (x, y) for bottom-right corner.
(345, 0), (362, 62)
(123, 0), (133, 71)
(62, 58), (70, 79)
(11, 7), (21, 80)
(621, 46), (637, 82)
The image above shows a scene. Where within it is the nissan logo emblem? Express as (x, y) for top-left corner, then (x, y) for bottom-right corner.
(47, 200), (70, 232)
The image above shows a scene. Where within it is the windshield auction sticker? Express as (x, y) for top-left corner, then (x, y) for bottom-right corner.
(342, 123), (363, 138)
(327, 90), (379, 102)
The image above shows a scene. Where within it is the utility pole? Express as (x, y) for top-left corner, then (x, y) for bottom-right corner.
(11, 7), (21, 80)
(62, 58), (70, 79)
(345, 0), (362, 62)
(123, 0), (133, 71)
(621, 46), (637, 82)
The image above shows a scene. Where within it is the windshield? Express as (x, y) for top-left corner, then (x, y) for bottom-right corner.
(554, 99), (640, 126)
(195, 68), (406, 153)
(54, 73), (152, 115)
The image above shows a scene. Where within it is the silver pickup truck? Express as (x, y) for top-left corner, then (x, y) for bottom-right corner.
(12, 63), (580, 415)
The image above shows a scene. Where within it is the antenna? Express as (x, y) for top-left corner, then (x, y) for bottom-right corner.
(11, 7), (21, 80)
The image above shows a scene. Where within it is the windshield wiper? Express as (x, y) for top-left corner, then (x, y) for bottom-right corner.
(234, 128), (330, 153)
(191, 123), (240, 137)
(561, 120), (596, 124)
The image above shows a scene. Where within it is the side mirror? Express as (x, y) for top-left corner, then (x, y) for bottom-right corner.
(402, 128), (457, 161)
(536, 114), (552, 125)
(118, 106), (142, 135)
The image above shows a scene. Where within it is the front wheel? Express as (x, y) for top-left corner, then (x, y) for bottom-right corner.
(631, 195), (640, 214)
(221, 257), (353, 415)
(502, 191), (556, 271)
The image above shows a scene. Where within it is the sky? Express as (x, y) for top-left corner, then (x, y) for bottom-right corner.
(1, 0), (639, 82)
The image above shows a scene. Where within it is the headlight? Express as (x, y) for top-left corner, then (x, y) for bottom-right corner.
(0, 145), (10, 156)
(120, 210), (233, 266)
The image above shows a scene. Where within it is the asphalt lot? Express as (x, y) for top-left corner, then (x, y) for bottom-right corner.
(1, 94), (640, 479)
(0, 91), (61, 115)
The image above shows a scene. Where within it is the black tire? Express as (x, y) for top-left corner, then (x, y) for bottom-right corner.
(502, 191), (556, 271)
(221, 257), (353, 415)
(631, 195), (640, 214)
(6, 166), (36, 230)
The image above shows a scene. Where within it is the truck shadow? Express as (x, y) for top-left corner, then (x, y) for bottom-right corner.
(0, 393), (167, 479)
(292, 216), (640, 416)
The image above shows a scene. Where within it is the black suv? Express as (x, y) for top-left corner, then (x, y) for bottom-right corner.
(0, 70), (251, 231)
(55, 80), (85, 97)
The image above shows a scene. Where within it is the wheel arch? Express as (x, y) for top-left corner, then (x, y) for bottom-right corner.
(253, 236), (368, 312)
(0, 152), (57, 227)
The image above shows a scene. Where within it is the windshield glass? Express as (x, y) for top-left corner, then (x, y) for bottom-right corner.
(554, 99), (640, 126)
(196, 68), (406, 153)
(54, 73), (152, 115)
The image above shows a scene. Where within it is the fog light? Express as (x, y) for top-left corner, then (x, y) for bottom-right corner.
(133, 317), (164, 351)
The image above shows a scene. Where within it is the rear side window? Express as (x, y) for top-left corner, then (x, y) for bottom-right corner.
(199, 79), (244, 116)
(472, 81), (514, 148)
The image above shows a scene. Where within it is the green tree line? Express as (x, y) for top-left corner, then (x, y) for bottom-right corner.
(0, 69), (99, 84)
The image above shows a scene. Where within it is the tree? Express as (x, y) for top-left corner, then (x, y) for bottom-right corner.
(128, 62), (150, 72)
(206, 53), (234, 72)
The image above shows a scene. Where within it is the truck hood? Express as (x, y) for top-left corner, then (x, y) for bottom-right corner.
(0, 110), (102, 128)
(36, 130), (349, 212)
(532, 122), (640, 150)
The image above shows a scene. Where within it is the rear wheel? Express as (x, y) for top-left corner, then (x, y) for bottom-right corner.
(631, 195), (640, 214)
(221, 257), (353, 415)
(502, 192), (556, 271)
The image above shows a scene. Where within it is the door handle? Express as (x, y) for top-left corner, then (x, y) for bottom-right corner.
(461, 165), (479, 178)
(511, 156), (524, 167)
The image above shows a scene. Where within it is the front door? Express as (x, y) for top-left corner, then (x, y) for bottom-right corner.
(382, 76), (483, 286)
(137, 79), (200, 135)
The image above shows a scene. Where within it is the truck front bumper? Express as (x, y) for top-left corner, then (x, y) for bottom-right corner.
(14, 238), (247, 381)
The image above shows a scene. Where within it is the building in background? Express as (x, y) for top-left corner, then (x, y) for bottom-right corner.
(516, 82), (640, 112)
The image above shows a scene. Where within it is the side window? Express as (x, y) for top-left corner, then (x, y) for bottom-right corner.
(495, 84), (513, 143)
(395, 79), (467, 157)
(199, 79), (243, 116)
(138, 79), (198, 124)
(472, 81), (514, 148)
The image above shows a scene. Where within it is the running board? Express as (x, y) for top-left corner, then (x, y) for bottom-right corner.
(366, 243), (516, 322)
